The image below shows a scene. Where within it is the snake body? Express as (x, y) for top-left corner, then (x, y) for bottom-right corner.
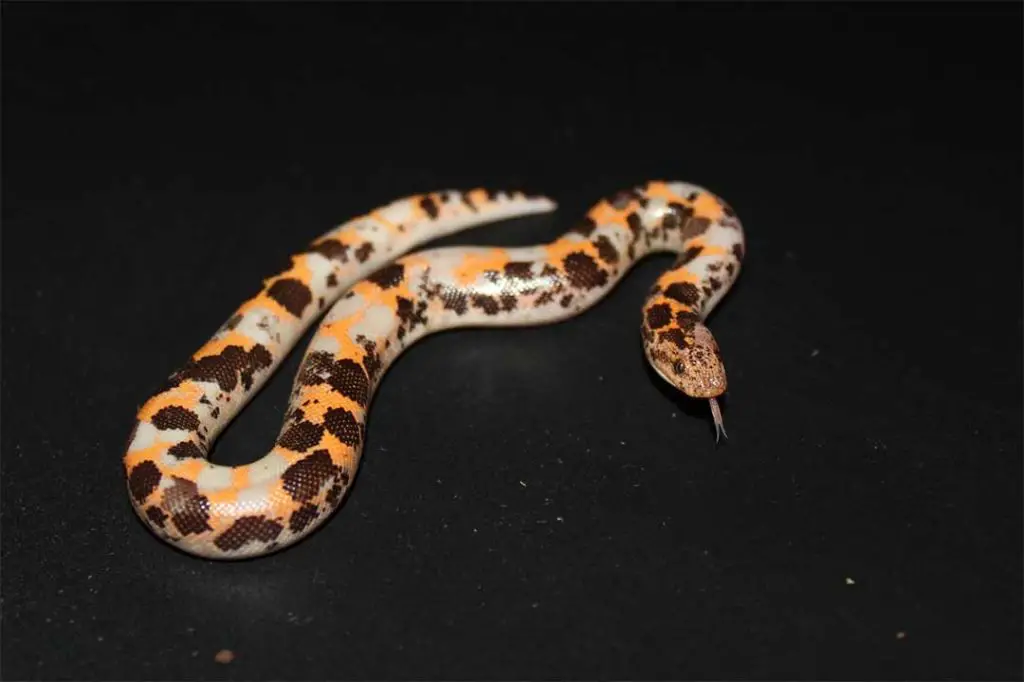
(124, 181), (745, 559)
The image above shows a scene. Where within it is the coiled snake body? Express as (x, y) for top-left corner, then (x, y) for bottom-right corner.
(124, 181), (746, 559)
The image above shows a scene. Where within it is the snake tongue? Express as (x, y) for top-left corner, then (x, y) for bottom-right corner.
(709, 398), (728, 444)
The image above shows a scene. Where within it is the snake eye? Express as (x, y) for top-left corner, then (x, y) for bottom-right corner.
(672, 360), (685, 375)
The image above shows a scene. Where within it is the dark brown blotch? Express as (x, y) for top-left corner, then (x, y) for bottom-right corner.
(663, 282), (701, 306)
(267, 277), (313, 317)
(676, 310), (700, 330)
(678, 246), (703, 265)
(363, 344), (382, 380)
(282, 449), (338, 502)
(593, 235), (619, 265)
(682, 216), (711, 240)
(625, 212), (644, 258)
(310, 239), (350, 263)
(355, 242), (375, 263)
(327, 359), (370, 407)
(659, 327), (691, 351)
(439, 286), (468, 315)
(471, 294), (500, 315)
(563, 252), (608, 290)
(151, 405), (200, 432)
(169, 344), (273, 393)
(504, 262), (533, 280)
(288, 503), (320, 533)
(663, 202), (693, 229)
(163, 477), (213, 535)
(366, 263), (405, 290)
(420, 196), (440, 219)
(325, 483), (345, 508)
(645, 303), (672, 329)
(277, 420), (325, 452)
(128, 460), (161, 503)
(168, 441), (205, 460)
(213, 516), (284, 551)
(396, 297), (428, 333)
(626, 212), (643, 238)
(245, 347), (275, 390)
(323, 407), (363, 447)
(145, 506), (168, 528)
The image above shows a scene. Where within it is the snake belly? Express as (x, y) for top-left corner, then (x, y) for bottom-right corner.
(124, 182), (745, 559)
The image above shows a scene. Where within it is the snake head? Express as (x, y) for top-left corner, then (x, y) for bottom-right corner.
(644, 312), (727, 399)
(644, 312), (729, 441)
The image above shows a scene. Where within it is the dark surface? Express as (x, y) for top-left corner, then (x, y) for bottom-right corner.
(2, 3), (1021, 680)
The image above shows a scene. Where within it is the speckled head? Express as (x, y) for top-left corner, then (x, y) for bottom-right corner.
(646, 313), (727, 398)
(644, 311), (729, 439)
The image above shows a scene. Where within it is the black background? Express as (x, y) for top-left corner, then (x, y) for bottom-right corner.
(2, 3), (1021, 680)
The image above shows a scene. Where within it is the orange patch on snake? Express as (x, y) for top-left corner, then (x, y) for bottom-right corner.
(587, 201), (633, 228)
(544, 238), (600, 265)
(165, 457), (206, 480)
(230, 466), (250, 491)
(465, 189), (491, 209)
(453, 248), (510, 285)
(643, 181), (687, 203)
(691, 193), (725, 221)
(206, 487), (240, 507)
(317, 320), (369, 363)
(124, 444), (171, 470)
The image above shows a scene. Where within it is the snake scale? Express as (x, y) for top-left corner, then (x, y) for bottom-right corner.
(123, 181), (746, 559)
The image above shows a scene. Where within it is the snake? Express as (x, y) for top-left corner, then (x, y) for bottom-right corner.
(123, 181), (746, 559)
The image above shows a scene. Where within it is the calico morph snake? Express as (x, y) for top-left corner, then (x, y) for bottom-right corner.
(123, 181), (746, 559)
